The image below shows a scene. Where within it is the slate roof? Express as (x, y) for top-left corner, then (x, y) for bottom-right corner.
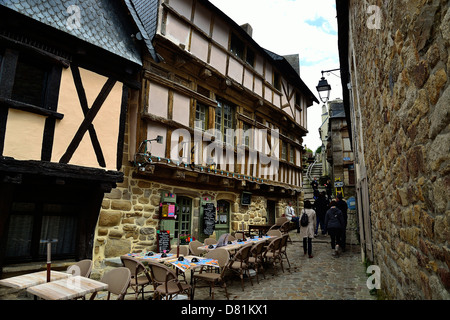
(124, 0), (160, 62)
(1, 0), (142, 65)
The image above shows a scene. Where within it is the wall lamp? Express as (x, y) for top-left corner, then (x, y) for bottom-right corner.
(134, 135), (164, 170)
(316, 68), (340, 104)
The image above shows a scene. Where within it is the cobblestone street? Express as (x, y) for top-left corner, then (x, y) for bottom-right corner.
(189, 231), (376, 301)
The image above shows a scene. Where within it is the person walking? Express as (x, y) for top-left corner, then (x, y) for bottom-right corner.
(285, 201), (300, 233)
(324, 201), (345, 257)
(313, 191), (329, 236)
(310, 177), (319, 199)
(335, 192), (348, 252)
(325, 179), (333, 201)
(299, 200), (316, 258)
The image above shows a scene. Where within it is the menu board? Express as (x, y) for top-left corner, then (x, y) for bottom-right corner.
(157, 230), (171, 253)
(160, 203), (176, 219)
(241, 192), (252, 205)
(202, 202), (216, 236)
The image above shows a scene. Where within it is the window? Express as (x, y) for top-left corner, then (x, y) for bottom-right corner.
(281, 141), (287, 160)
(175, 197), (192, 240)
(0, 48), (62, 117)
(273, 71), (281, 91)
(246, 48), (255, 67)
(11, 55), (50, 108)
(195, 103), (208, 131)
(215, 99), (235, 145)
(289, 144), (294, 163)
(5, 202), (78, 263)
(230, 33), (245, 60)
(242, 122), (252, 147)
(295, 92), (300, 106)
(230, 33), (255, 67)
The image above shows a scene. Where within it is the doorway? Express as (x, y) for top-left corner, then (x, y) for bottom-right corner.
(175, 196), (192, 241)
(215, 200), (230, 239)
(267, 200), (276, 225)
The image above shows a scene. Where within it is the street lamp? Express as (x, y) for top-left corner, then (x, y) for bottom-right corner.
(316, 68), (340, 104)
(316, 76), (331, 104)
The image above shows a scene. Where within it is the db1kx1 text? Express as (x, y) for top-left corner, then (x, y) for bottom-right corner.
(225, 304), (267, 315)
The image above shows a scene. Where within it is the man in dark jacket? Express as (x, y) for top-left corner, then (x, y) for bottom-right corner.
(324, 201), (345, 256)
(313, 191), (329, 236)
(335, 193), (348, 251)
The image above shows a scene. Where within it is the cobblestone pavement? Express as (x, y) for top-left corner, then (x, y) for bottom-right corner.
(189, 231), (376, 301)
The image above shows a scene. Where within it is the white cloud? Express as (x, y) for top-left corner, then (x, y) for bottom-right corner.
(209, 0), (342, 151)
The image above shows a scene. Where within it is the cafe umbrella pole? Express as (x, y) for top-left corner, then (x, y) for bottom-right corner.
(40, 239), (58, 282)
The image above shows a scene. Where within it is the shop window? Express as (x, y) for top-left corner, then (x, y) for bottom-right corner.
(5, 202), (78, 263)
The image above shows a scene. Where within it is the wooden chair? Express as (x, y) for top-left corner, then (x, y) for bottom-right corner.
(100, 267), (131, 300)
(192, 248), (230, 300)
(263, 236), (284, 275)
(120, 255), (153, 300)
(147, 261), (191, 300)
(227, 243), (253, 291)
(248, 241), (266, 283)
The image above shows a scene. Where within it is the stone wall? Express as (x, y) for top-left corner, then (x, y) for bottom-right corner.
(348, 0), (449, 299)
(91, 161), (292, 278)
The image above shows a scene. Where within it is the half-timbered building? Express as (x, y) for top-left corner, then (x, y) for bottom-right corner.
(0, 0), (143, 275)
(96, 0), (318, 259)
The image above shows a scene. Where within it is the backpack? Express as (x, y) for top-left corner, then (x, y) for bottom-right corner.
(300, 210), (309, 227)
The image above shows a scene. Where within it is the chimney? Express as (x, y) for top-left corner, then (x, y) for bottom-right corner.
(240, 23), (253, 37)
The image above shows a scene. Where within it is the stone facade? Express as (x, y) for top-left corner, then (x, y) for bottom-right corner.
(338, 0), (449, 299)
(90, 113), (296, 278)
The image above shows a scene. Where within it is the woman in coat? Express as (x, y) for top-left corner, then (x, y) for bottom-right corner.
(299, 200), (317, 258)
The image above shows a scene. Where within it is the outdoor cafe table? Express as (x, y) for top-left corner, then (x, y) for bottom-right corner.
(197, 236), (274, 253)
(248, 224), (273, 237)
(26, 275), (108, 300)
(0, 270), (71, 290)
(123, 252), (179, 263)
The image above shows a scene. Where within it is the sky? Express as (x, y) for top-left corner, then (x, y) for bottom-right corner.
(209, 0), (343, 152)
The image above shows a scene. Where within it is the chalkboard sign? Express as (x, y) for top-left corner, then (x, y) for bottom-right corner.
(241, 192), (252, 205)
(157, 230), (171, 253)
(202, 202), (216, 236)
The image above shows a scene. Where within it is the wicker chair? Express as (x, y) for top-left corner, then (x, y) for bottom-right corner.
(192, 248), (230, 300)
(169, 245), (189, 256)
(280, 233), (291, 269)
(120, 255), (153, 300)
(189, 240), (204, 256)
(67, 259), (92, 278)
(204, 238), (218, 245)
(263, 236), (284, 275)
(147, 261), (191, 300)
(100, 267), (131, 300)
(227, 243), (253, 291)
(248, 241), (266, 283)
